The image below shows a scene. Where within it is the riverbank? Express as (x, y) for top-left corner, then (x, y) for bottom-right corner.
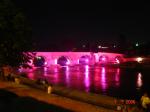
(0, 74), (143, 112)
(0, 79), (117, 112)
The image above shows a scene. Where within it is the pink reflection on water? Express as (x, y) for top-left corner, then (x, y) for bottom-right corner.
(115, 68), (120, 87)
(65, 66), (70, 87)
(84, 65), (90, 92)
(85, 65), (89, 73)
(43, 67), (48, 76)
(94, 67), (101, 91)
(28, 72), (34, 80)
(101, 67), (107, 91)
(54, 67), (58, 73)
(53, 67), (59, 84)
(77, 59), (80, 64)
(85, 59), (89, 63)
(137, 72), (143, 88)
(20, 65), (123, 95)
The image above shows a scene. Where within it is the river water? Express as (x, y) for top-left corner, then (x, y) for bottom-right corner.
(20, 65), (150, 100)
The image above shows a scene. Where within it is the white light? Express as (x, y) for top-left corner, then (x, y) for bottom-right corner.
(37, 56), (41, 59)
(54, 59), (57, 64)
(135, 43), (139, 47)
(115, 58), (120, 64)
(136, 57), (143, 63)
(44, 62), (47, 65)
(66, 60), (70, 65)
(82, 45), (86, 48)
(101, 46), (108, 49)
(98, 45), (101, 48)
(77, 59), (80, 64)
(85, 59), (89, 63)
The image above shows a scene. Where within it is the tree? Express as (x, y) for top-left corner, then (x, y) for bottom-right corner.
(0, 0), (34, 68)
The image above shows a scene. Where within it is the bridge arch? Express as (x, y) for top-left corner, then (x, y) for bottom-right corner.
(79, 55), (91, 65)
(99, 55), (109, 63)
(57, 56), (71, 66)
(33, 56), (47, 67)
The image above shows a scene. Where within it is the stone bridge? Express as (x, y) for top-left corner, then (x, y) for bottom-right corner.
(30, 52), (124, 67)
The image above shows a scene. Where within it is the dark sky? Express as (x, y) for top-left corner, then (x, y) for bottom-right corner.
(13, 0), (150, 46)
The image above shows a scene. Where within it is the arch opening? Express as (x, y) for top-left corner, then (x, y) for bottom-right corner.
(57, 56), (70, 66)
(33, 56), (45, 67)
(79, 55), (90, 65)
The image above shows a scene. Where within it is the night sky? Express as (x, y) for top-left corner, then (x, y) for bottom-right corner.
(13, 0), (150, 47)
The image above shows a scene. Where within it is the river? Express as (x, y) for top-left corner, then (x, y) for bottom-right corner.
(19, 65), (150, 100)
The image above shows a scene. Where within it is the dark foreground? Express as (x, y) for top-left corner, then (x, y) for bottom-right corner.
(0, 80), (117, 112)
(0, 89), (72, 112)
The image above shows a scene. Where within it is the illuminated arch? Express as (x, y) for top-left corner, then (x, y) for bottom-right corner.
(99, 55), (109, 63)
(33, 56), (46, 67)
(79, 55), (90, 65)
(57, 56), (70, 66)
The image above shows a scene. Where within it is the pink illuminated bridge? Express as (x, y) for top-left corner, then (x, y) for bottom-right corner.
(29, 52), (125, 67)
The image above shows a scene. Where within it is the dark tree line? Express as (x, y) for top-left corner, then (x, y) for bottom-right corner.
(0, 0), (34, 68)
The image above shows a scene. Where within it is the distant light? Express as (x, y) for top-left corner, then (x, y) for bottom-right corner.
(136, 57), (143, 63)
(98, 46), (108, 49)
(113, 45), (116, 48)
(135, 43), (139, 47)
(37, 56), (41, 59)
(101, 46), (108, 49)
(98, 45), (101, 48)
(82, 45), (86, 48)
(115, 58), (120, 64)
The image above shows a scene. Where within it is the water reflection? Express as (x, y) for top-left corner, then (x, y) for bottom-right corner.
(53, 67), (59, 84)
(94, 67), (101, 91)
(28, 72), (34, 80)
(137, 72), (143, 89)
(19, 65), (148, 99)
(65, 66), (70, 87)
(54, 67), (58, 73)
(84, 65), (90, 92)
(44, 67), (48, 76)
(101, 67), (107, 92)
(115, 68), (120, 87)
